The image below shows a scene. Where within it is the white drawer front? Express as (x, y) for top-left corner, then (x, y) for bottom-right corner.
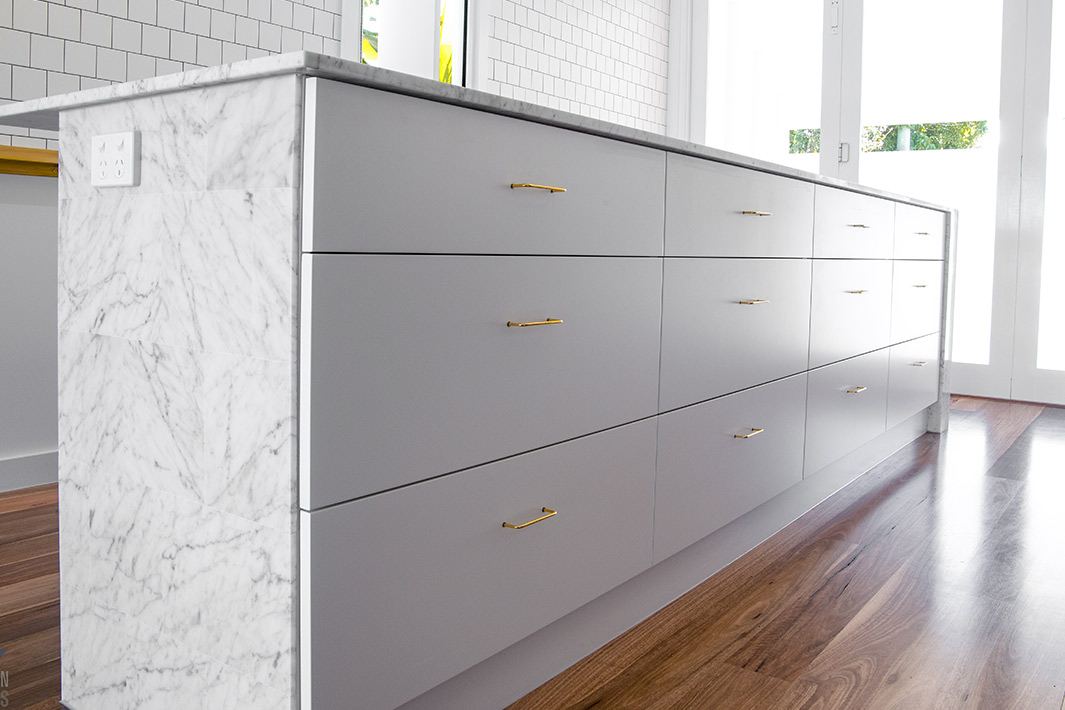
(300, 254), (662, 508)
(894, 204), (947, 259)
(887, 334), (941, 429)
(659, 258), (812, 410)
(301, 420), (657, 710)
(890, 260), (944, 343)
(813, 186), (895, 258)
(653, 374), (808, 564)
(804, 349), (890, 476)
(809, 259), (893, 368)
(303, 78), (665, 256)
(665, 155), (814, 257)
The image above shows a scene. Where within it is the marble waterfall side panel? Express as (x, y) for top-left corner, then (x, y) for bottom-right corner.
(57, 74), (302, 710)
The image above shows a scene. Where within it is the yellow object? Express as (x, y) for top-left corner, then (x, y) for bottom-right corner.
(510, 183), (567, 193)
(506, 318), (563, 327)
(0, 146), (58, 178)
(503, 508), (558, 530)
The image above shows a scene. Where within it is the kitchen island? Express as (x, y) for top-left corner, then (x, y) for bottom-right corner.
(0, 52), (954, 710)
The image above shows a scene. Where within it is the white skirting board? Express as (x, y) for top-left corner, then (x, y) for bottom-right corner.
(0, 451), (59, 493)
(396, 410), (930, 710)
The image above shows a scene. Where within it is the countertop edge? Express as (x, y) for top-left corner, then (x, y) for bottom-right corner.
(0, 51), (954, 212)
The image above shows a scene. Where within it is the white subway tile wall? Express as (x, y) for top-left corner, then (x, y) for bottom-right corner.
(0, 0), (342, 147)
(486, 0), (669, 134)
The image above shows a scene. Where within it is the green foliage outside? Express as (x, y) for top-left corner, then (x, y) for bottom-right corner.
(862, 121), (988, 151)
(789, 120), (989, 154)
(362, 0), (378, 64)
(790, 128), (822, 154)
(440, 1), (452, 84)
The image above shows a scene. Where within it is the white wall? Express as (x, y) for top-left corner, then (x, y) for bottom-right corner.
(0, 0), (343, 147)
(475, 0), (669, 133)
(0, 171), (58, 489)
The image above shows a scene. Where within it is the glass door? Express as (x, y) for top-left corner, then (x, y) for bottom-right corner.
(1009, 0), (1065, 403)
(858, 0), (1005, 372)
(704, 0), (825, 173)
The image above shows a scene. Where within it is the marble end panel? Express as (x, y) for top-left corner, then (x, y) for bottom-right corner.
(61, 594), (291, 710)
(59, 328), (297, 527)
(58, 330), (203, 503)
(59, 187), (298, 362)
(59, 457), (296, 698)
(58, 73), (302, 199)
(204, 352), (296, 532)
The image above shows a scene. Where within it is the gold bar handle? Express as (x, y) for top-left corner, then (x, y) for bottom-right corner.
(738, 299), (770, 305)
(913, 284), (928, 288)
(503, 508), (557, 529)
(507, 318), (563, 327)
(846, 290), (869, 294)
(742, 210), (773, 217)
(915, 231), (931, 235)
(912, 361), (928, 367)
(734, 428), (765, 439)
(511, 183), (566, 193)
(848, 224), (872, 229)
(847, 386), (868, 394)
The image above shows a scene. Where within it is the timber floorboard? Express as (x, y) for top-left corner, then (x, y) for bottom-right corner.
(0, 483), (60, 710)
(3, 399), (1065, 710)
(508, 397), (1065, 710)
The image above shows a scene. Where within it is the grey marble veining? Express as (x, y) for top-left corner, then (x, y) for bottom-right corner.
(58, 74), (301, 198)
(204, 351), (296, 532)
(0, 51), (950, 211)
(56, 73), (302, 709)
(61, 593), (291, 710)
(59, 330), (204, 503)
(59, 188), (298, 361)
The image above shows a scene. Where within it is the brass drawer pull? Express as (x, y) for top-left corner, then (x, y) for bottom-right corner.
(915, 231), (931, 235)
(848, 223), (872, 229)
(738, 299), (769, 305)
(511, 183), (566, 193)
(847, 386), (868, 394)
(912, 361), (928, 367)
(734, 428), (765, 439)
(913, 284), (928, 288)
(507, 318), (563, 328)
(742, 210), (773, 217)
(503, 508), (557, 529)
(846, 289), (869, 294)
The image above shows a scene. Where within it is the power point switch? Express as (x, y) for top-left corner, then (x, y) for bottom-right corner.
(91, 131), (140, 187)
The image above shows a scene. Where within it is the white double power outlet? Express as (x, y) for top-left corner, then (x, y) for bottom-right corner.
(91, 131), (140, 187)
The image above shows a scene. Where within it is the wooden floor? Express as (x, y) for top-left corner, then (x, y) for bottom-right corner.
(5, 398), (1065, 709)
(0, 483), (61, 710)
(508, 397), (1065, 710)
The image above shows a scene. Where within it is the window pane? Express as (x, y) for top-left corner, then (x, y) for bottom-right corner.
(362, 0), (464, 84)
(860, 0), (1003, 365)
(1036, 3), (1065, 370)
(705, 0), (822, 172)
(362, 0), (379, 66)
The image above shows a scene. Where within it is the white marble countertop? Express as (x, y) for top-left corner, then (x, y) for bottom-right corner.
(0, 51), (951, 211)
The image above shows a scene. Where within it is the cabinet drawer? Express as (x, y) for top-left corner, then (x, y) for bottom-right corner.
(302, 78), (665, 256)
(659, 258), (811, 410)
(654, 374), (808, 564)
(300, 254), (662, 508)
(665, 155), (814, 257)
(813, 186), (895, 258)
(887, 334), (940, 429)
(891, 260), (944, 343)
(894, 204), (947, 259)
(804, 349), (890, 476)
(809, 259), (893, 368)
(301, 420), (657, 710)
